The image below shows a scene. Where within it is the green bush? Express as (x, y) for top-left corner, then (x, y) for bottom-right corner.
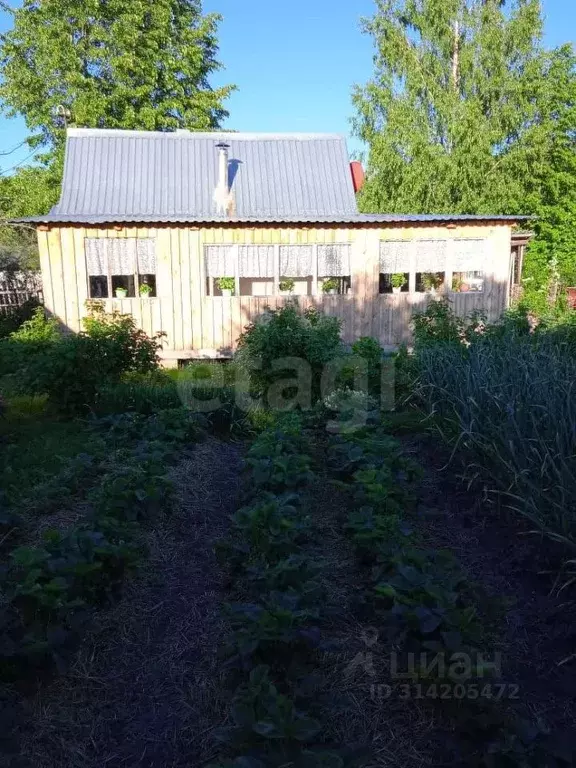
(83, 303), (163, 377)
(0, 307), (60, 380)
(236, 304), (342, 404)
(26, 306), (164, 414)
(0, 298), (41, 340)
(10, 306), (60, 345)
(412, 299), (466, 347)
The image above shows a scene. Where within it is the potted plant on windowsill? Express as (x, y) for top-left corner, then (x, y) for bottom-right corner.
(115, 287), (128, 298)
(139, 283), (153, 297)
(322, 278), (339, 295)
(217, 277), (235, 297)
(391, 273), (407, 294)
(422, 273), (443, 294)
(279, 277), (295, 295)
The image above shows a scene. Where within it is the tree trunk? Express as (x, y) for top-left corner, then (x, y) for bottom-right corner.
(452, 18), (460, 89)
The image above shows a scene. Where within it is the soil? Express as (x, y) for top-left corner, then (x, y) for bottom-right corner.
(6, 438), (243, 768)
(402, 431), (576, 746)
(3, 427), (575, 768)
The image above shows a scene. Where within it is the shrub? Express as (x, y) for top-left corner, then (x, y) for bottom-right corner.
(412, 299), (465, 347)
(338, 336), (384, 397)
(83, 303), (163, 377)
(26, 306), (164, 414)
(0, 298), (41, 340)
(10, 307), (60, 345)
(236, 304), (342, 404)
(0, 307), (60, 380)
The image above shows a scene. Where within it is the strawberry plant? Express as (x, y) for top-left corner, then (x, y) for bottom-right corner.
(223, 592), (321, 670)
(217, 665), (321, 747)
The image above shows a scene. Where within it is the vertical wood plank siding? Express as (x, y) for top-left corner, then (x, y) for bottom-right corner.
(38, 223), (513, 354)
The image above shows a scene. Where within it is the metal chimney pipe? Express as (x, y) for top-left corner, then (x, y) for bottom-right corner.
(214, 141), (231, 214)
(216, 141), (230, 196)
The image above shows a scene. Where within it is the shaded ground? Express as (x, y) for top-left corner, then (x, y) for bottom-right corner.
(4, 426), (575, 768)
(13, 438), (242, 768)
(401, 432), (576, 743)
(303, 444), (440, 768)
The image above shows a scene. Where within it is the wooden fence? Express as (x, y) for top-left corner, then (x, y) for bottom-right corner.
(0, 271), (43, 315)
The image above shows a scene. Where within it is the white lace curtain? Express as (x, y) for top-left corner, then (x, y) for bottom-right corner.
(318, 244), (351, 277)
(380, 239), (487, 274)
(205, 243), (352, 279)
(379, 242), (412, 273)
(85, 238), (156, 276)
(280, 245), (313, 277)
(414, 240), (448, 273)
(452, 240), (486, 272)
(239, 246), (275, 278)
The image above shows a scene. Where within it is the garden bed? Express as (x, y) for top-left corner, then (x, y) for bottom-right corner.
(3, 438), (243, 768)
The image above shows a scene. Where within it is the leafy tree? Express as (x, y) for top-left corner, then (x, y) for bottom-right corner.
(0, 161), (62, 270)
(353, 0), (576, 301)
(353, 0), (572, 213)
(0, 0), (235, 150)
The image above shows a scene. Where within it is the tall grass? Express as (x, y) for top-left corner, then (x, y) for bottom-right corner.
(413, 330), (576, 559)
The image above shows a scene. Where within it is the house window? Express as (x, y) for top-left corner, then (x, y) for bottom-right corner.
(239, 245), (275, 296)
(204, 243), (352, 297)
(451, 240), (486, 293)
(379, 241), (411, 294)
(205, 245), (276, 296)
(318, 244), (351, 295)
(414, 240), (447, 293)
(279, 245), (314, 295)
(86, 238), (156, 298)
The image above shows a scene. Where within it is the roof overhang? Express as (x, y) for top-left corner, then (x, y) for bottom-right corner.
(15, 213), (532, 227)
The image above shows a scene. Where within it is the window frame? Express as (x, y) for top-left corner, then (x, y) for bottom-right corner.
(85, 237), (157, 300)
(204, 243), (352, 297)
(379, 238), (488, 296)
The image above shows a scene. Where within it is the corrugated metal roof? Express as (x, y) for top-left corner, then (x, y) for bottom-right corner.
(45, 128), (359, 222)
(14, 128), (531, 225)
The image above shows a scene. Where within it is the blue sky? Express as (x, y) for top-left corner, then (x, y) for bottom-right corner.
(0, 0), (574, 170)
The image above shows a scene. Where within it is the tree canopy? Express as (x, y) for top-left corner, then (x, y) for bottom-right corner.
(0, 0), (235, 150)
(353, 0), (576, 299)
(0, 0), (234, 269)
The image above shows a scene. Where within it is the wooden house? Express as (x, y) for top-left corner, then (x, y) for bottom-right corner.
(22, 128), (528, 363)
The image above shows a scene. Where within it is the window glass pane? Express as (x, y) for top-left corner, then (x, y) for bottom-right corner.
(138, 275), (156, 297)
(452, 240), (486, 272)
(89, 275), (108, 298)
(379, 273), (409, 294)
(280, 245), (313, 277)
(416, 273), (445, 293)
(205, 245), (235, 278)
(452, 271), (484, 292)
(137, 240), (156, 274)
(86, 239), (108, 276)
(320, 276), (350, 295)
(108, 241), (136, 275)
(414, 241), (448, 273)
(112, 275), (135, 297)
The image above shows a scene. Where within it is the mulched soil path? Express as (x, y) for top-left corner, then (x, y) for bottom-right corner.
(12, 438), (243, 768)
(401, 431), (576, 746)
